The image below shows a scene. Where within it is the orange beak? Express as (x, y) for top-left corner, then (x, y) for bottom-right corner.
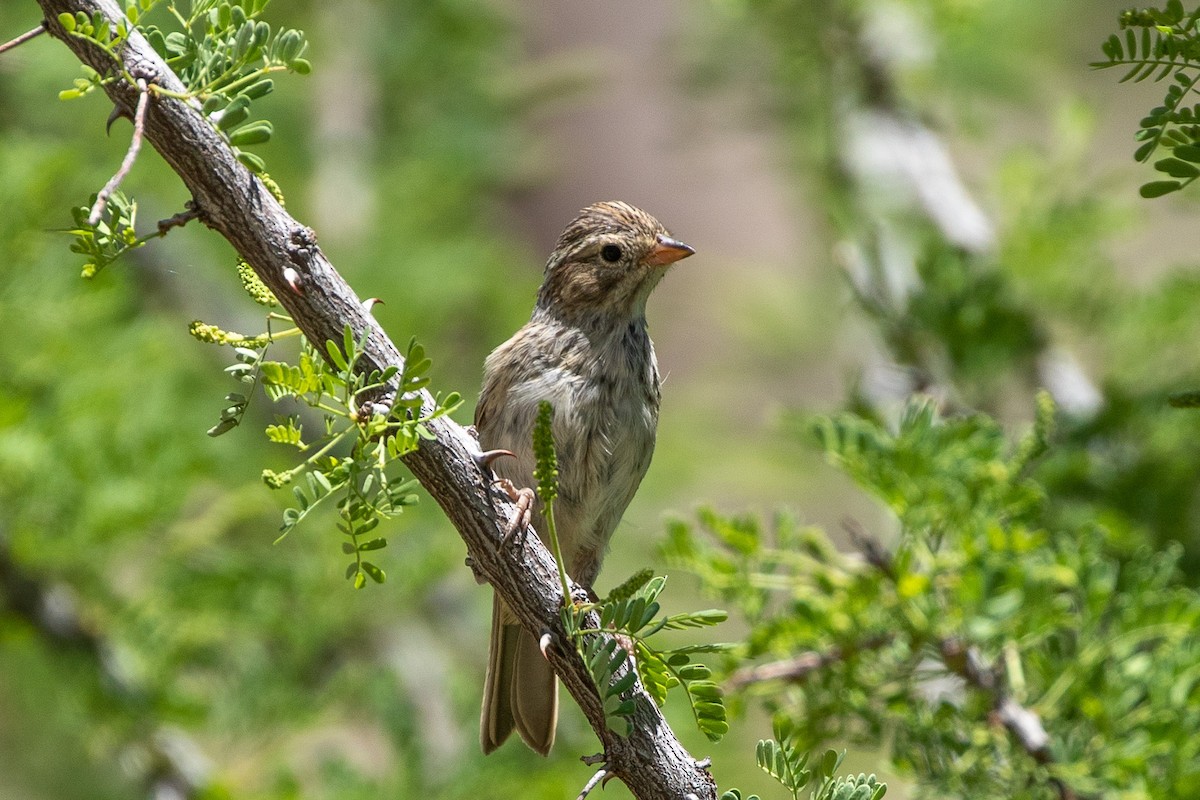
(644, 234), (696, 267)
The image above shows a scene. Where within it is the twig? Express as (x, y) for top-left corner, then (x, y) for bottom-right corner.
(88, 76), (149, 226)
(842, 518), (896, 580)
(576, 767), (609, 800)
(727, 633), (893, 690)
(157, 201), (202, 236)
(0, 22), (46, 54)
(939, 639), (1053, 763)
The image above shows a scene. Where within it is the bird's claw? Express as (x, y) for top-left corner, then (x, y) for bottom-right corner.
(494, 477), (534, 544)
(475, 448), (516, 469)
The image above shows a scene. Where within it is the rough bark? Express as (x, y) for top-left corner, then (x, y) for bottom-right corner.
(30, 2), (717, 798)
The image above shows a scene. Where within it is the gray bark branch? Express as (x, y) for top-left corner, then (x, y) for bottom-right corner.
(30, 2), (715, 798)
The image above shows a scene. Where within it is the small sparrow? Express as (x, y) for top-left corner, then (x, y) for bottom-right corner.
(477, 201), (694, 755)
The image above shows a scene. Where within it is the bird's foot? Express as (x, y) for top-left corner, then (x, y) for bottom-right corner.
(474, 447), (514, 469)
(493, 476), (534, 545)
(469, 448), (534, 543)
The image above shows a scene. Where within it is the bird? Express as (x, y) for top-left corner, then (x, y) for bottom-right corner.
(475, 201), (694, 755)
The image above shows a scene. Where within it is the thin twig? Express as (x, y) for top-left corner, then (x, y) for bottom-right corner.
(157, 201), (202, 236)
(727, 633), (893, 690)
(576, 767), (609, 800)
(842, 518), (896, 580)
(939, 639), (1053, 764)
(0, 22), (46, 54)
(88, 76), (150, 226)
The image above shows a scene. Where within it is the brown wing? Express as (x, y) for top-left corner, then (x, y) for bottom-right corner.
(474, 335), (520, 437)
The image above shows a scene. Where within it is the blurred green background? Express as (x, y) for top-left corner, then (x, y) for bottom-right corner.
(2, 1), (1200, 797)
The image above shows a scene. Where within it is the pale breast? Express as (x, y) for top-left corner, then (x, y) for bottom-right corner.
(476, 317), (661, 575)
(564, 321), (660, 556)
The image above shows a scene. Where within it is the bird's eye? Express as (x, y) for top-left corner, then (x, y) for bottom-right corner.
(600, 244), (622, 263)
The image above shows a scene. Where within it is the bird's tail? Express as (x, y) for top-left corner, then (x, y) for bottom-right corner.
(480, 595), (558, 755)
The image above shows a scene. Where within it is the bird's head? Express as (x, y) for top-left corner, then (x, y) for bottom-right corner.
(536, 201), (694, 322)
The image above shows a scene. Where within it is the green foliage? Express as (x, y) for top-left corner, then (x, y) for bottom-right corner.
(671, 395), (1200, 798)
(65, 190), (148, 277)
(186, 233), (461, 577)
(562, 573), (732, 743)
(57, 0), (311, 276)
(677, 4), (1200, 799)
(140, 0), (310, 172)
(192, 313), (457, 585)
(726, 720), (886, 800)
(755, 736), (813, 800)
(580, 634), (637, 735)
(27, 0), (1200, 796)
(1095, 3), (1200, 196)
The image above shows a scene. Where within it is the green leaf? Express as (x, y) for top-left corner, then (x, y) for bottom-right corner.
(610, 668), (638, 696)
(207, 418), (238, 437)
(1154, 157), (1200, 177)
(237, 151), (266, 173)
(234, 21), (254, 59)
(275, 29), (304, 63)
(1174, 143), (1200, 162)
(357, 538), (387, 551)
(659, 609), (728, 630)
(1141, 179), (1182, 197)
(228, 120), (273, 147)
(215, 95), (249, 130)
(821, 749), (843, 778)
(240, 78), (275, 100)
(325, 338), (348, 371)
(635, 643), (671, 706)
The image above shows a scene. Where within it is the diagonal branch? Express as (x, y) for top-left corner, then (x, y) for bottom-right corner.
(31, 2), (715, 798)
